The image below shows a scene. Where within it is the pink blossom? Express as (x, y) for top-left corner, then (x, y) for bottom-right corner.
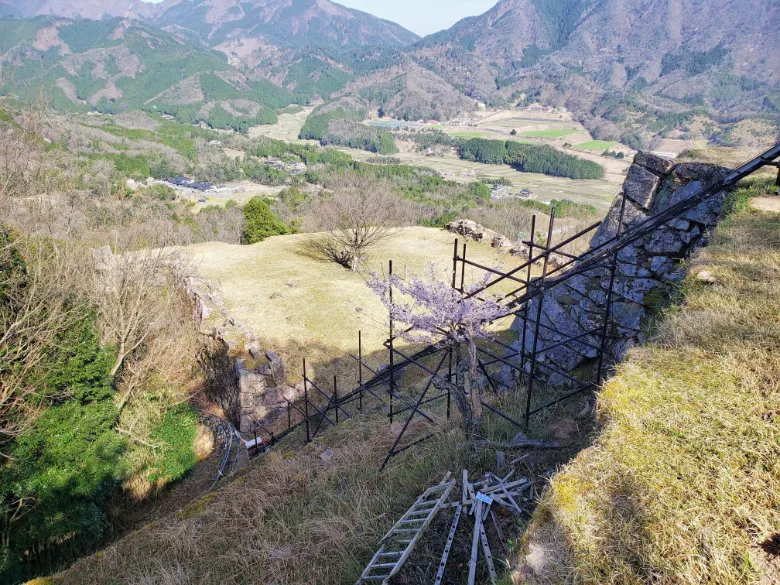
(367, 263), (506, 346)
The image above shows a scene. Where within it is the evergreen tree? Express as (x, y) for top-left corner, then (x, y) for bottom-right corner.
(242, 197), (288, 244)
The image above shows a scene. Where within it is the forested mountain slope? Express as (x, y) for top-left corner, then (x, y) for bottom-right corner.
(0, 16), (300, 130)
(0, 0), (420, 48)
(1, 0), (778, 146)
(409, 0), (779, 142)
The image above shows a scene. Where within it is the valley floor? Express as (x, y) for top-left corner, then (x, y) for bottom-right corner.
(512, 200), (780, 583)
(249, 107), (630, 212)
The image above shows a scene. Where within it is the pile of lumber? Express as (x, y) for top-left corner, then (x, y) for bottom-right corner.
(356, 466), (536, 585)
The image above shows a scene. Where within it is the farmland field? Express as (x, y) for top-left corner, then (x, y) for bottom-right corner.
(575, 140), (618, 150)
(246, 107), (630, 211)
(521, 128), (579, 138)
(342, 146), (622, 210)
(448, 131), (492, 138)
(248, 107), (316, 143)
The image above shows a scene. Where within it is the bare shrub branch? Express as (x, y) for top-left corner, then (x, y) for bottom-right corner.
(310, 173), (412, 271)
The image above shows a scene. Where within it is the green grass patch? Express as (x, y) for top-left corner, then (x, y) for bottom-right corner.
(521, 128), (578, 138)
(574, 140), (617, 150)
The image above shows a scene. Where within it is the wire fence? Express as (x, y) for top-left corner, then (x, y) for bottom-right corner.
(230, 143), (780, 474)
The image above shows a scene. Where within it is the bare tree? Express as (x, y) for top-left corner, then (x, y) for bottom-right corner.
(311, 173), (410, 271)
(0, 236), (90, 452)
(84, 241), (199, 418)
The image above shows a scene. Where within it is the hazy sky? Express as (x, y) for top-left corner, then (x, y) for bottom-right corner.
(331, 0), (498, 36)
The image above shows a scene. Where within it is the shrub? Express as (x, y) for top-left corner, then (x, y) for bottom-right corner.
(147, 405), (199, 483)
(0, 305), (124, 583)
(242, 197), (288, 244)
(467, 181), (491, 202)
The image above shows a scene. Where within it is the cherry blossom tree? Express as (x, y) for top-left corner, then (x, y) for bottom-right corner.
(367, 264), (506, 435)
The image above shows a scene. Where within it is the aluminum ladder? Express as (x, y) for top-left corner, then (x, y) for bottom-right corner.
(356, 478), (455, 584)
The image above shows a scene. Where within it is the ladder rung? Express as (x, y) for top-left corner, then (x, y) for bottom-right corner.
(377, 551), (403, 557)
(370, 562), (398, 569)
(392, 528), (420, 533)
(361, 576), (390, 581)
(398, 518), (426, 525)
(407, 509), (433, 516)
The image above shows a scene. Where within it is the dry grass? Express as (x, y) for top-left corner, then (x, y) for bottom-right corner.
(512, 208), (780, 584)
(53, 374), (586, 585)
(248, 107), (317, 144)
(53, 410), (501, 585)
(183, 227), (527, 385)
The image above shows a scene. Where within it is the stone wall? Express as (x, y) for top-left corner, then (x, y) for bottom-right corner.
(183, 261), (304, 433)
(505, 152), (730, 385)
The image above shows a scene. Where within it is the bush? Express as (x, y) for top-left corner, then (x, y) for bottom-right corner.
(147, 405), (199, 483)
(242, 197), (288, 244)
(467, 181), (491, 202)
(0, 304), (124, 583)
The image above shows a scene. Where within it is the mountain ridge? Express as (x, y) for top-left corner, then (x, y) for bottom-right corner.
(0, 0), (421, 48)
(1, 0), (778, 147)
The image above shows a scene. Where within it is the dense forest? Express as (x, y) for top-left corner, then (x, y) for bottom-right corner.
(459, 138), (605, 180)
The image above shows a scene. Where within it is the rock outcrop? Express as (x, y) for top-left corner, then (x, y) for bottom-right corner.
(444, 219), (513, 250)
(505, 152), (730, 386)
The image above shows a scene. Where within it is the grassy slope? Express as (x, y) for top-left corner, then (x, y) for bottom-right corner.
(512, 200), (780, 583)
(54, 392), (566, 585)
(184, 227), (526, 386)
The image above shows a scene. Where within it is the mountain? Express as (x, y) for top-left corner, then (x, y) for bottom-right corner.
(332, 57), (476, 122)
(408, 0), (780, 144)
(0, 0), (421, 48)
(1, 0), (777, 147)
(0, 16), (298, 130)
(0, 0), (158, 20)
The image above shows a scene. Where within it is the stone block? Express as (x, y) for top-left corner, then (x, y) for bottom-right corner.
(266, 350), (286, 387)
(673, 163), (729, 184)
(670, 180), (705, 205)
(612, 302), (645, 330)
(650, 256), (672, 275)
(624, 164), (661, 209)
(634, 151), (675, 175)
(645, 229), (684, 255)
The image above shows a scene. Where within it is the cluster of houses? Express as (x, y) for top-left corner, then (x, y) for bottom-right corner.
(490, 184), (535, 200)
(264, 158), (307, 175)
(166, 177), (215, 191)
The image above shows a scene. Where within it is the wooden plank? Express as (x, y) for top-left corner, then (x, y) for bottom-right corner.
(490, 509), (508, 553)
(482, 478), (530, 494)
(468, 499), (483, 585)
(433, 503), (463, 585)
(478, 511), (498, 584)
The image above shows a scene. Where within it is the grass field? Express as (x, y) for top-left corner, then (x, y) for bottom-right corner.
(521, 128), (579, 138)
(342, 147), (621, 210)
(247, 108), (627, 211)
(514, 197), (780, 583)
(575, 140), (617, 150)
(248, 107), (316, 143)
(184, 227), (527, 386)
